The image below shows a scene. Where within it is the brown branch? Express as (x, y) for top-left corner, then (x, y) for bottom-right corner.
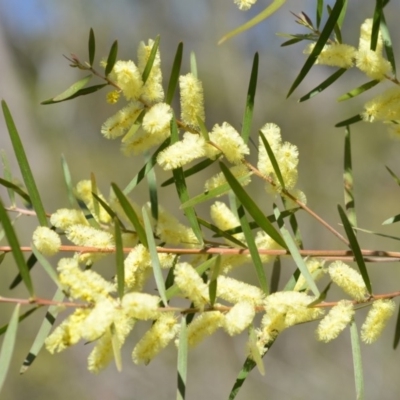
(1, 245), (400, 262)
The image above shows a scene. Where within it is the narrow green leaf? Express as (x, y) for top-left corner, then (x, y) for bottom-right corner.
(114, 218), (125, 299)
(220, 162), (286, 249)
(196, 117), (209, 141)
(60, 155), (75, 207)
(31, 244), (61, 289)
(316, 0), (324, 28)
(88, 28), (95, 66)
(176, 317), (188, 400)
(166, 256), (216, 300)
(229, 357), (257, 400)
(105, 40), (118, 76)
(380, 12), (396, 75)
(386, 166), (400, 186)
(161, 158), (218, 187)
(111, 183), (147, 248)
(0, 151), (15, 207)
(280, 37), (306, 47)
(166, 42), (183, 105)
(283, 268), (301, 291)
(123, 138), (170, 195)
(228, 341), (277, 400)
(382, 213), (400, 225)
(9, 253), (37, 290)
(307, 282), (332, 307)
(111, 323), (122, 372)
(197, 218), (247, 248)
(41, 83), (108, 104)
(208, 255), (221, 306)
(190, 51), (198, 78)
(0, 304), (20, 393)
(92, 193), (124, 230)
(270, 257), (281, 293)
(141, 35), (160, 84)
(0, 306), (37, 337)
(337, 80), (379, 102)
(90, 173), (100, 222)
(338, 205), (372, 294)
(335, 114), (362, 128)
(20, 289), (64, 373)
(180, 173), (252, 209)
(219, 0), (287, 44)
(52, 75), (93, 102)
(1, 101), (47, 226)
(241, 53), (258, 144)
(337, 0), (348, 29)
(273, 204), (320, 297)
(371, 0), (383, 51)
(393, 304), (400, 349)
(287, 0), (345, 97)
(122, 109), (146, 143)
(282, 196), (303, 248)
(299, 68), (346, 102)
(327, 5), (343, 43)
(146, 152), (158, 220)
(0, 178), (31, 204)
(165, 257), (179, 292)
(259, 131), (285, 188)
(142, 207), (167, 305)
(343, 127), (357, 227)
(350, 320), (364, 400)
(351, 225), (400, 242)
(170, 117), (203, 246)
(247, 325), (265, 375)
(172, 169), (203, 246)
(0, 198), (34, 296)
(237, 202), (269, 294)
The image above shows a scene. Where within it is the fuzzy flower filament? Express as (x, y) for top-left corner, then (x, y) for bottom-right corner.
(361, 299), (396, 344)
(316, 300), (354, 342)
(179, 73), (205, 128)
(328, 261), (368, 301)
(32, 226), (61, 256)
(132, 313), (179, 365)
(174, 262), (209, 308)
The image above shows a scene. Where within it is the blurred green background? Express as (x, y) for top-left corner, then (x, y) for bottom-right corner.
(1, 1), (400, 399)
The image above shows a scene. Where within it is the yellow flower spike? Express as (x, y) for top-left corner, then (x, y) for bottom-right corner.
(328, 261), (368, 301)
(132, 313), (179, 365)
(361, 299), (396, 344)
(316, 300), (354, 343)
(179, 73), (205, 128)
(32, 226), (61, 256)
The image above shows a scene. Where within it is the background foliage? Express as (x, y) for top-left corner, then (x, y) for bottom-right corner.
(1, 1), (400, 399)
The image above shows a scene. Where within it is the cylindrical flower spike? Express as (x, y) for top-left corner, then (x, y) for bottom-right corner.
(328, 261), (368, 301)
(174, 262), (209, 308)
(179, 73), (205, 128)
(223, 302), (255, 336)
(316, 300), (354, 343)
(132, 313), (179, 365)
(361, 299), (396, 344)
(185, 311), (225, 347)
(217, 276), (265, 306)
(32, 226), (61, 256)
